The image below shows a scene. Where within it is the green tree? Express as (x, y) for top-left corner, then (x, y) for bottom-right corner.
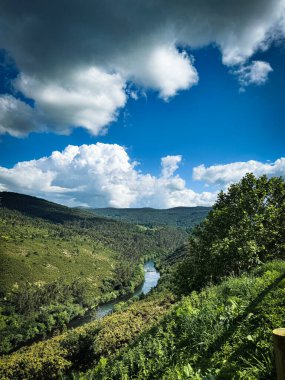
(177, 174), (285, 292)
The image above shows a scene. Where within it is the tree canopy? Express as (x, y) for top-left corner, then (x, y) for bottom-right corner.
(177, 173), (285, 292)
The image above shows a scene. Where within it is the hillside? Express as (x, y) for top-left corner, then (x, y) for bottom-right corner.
(0, 192), (189, 267)
(0, 191), (106, 223)
(1, 261), (284, 380)
(87, 206), (211, 229)
(0, 191), (190, 353)
(0, 192), (210, 229)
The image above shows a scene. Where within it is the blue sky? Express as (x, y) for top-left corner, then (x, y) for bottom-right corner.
(0, 1), (284, 207)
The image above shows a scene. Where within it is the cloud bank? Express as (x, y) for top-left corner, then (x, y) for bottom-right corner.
(0, 0), (284, 136)
(0, 143), (215, 208)
(1, 143), (284, 208)
(193, 158), (285, 185)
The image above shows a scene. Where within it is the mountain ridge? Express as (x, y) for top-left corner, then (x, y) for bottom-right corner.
(87, 205), (211, 228)
(0, 191), (211, 229)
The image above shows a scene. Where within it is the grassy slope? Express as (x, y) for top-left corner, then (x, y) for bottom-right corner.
(1, 261), (284, 379)
(0, 293), (174, 379)
(0, 208), (114, 297)
(87, 261), (285, 380)
(0, 191), (93, 222)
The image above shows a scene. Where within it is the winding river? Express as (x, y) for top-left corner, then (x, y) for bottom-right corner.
(70, 260), (160, 328)
(9, 260), (160, 354)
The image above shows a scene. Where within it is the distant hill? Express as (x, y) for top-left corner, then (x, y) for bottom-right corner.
(0, 191), (98, 223)
(0, 193), (211, 230)
(87, 206), (211, 229)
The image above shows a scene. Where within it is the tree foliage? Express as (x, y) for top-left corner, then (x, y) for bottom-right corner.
(176, 174), (285, 292)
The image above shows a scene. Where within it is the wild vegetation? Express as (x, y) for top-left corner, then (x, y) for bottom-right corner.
(0, 293), (174, 379)
(0, 174), (284, 379)
(85, 261), (285, 380)
(0, 192), (188, 353)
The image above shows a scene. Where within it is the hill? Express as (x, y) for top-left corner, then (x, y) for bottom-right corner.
(0, 191), (103, 223)
(86, 206), (211, 229)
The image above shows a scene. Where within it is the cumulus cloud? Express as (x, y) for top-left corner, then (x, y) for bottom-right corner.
(120, 46), (199, 100)
(0, 0), (284, 136)
(13, 68), (127, 135)
(161, 155), (182, 178)
(0, 143), (215, 208)
(193, 158), (285, 186)
(233, 60), (273, 89)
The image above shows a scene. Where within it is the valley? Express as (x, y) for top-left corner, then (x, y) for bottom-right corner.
(0, 174), (284, 379)
(0, 191), (196, 355)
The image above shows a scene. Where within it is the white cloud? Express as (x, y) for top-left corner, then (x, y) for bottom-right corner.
(121, 46), (199, 100)
(233, 60), (273, 89)
(0, 1), (284, 136)
(161, 155), (182, 178)
(0, 48), (197, 136)
(193, 158), (285, 186)
(2, 67), (127, 136)
(0, 143), (215, 208)
(2, 145), (283, 208)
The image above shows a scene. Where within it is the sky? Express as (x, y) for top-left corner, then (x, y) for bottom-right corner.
(0, 0), (284, 208)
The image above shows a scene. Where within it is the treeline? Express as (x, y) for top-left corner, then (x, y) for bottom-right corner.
(89, 206), (211, 229)
(175, 174), (285, 293)
(64, 217), (188, 262)
(100, 263), (144, 299)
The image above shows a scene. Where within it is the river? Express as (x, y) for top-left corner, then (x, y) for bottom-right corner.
(69, 260), (160, 327)
(8, 260), (160, 354)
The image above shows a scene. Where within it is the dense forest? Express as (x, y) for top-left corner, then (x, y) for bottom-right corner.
(0, 174), (284, 379)
(87, 206), (211, 229)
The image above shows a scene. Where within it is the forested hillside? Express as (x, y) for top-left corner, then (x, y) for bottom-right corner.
(0, 192), (188, 354)
(86, 206), (211, 229)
